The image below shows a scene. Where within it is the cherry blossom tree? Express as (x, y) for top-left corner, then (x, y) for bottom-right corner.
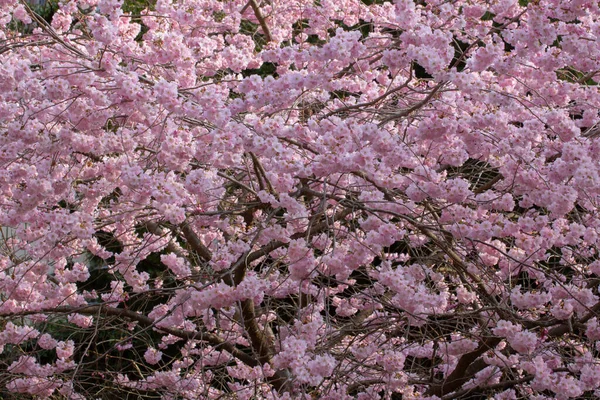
(2, 0), (600, 398)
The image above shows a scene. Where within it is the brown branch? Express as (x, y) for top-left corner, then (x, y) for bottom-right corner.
(217, 171), (258, 196)
(238, 298), (291, 392)
(249, 152), (276, 196)
(426, 336), (501, 397)
(472, 174), (503, 194)
(2, 305), (258, 368)
(180, 224), (212, 262)
(220, 247), (291, 390)
(217, 250), (291, 391)
(346, 379), (385, 394)
(248, 0), (273, 43)
(143, 221), (188, 259)
(333, 54), (384, 80)
(321, 75), (413, 119)
(73, 151), (102, 163)
(545, 300), (600, 339)
(377, 81), (446, 127)
(577, 70), (599, 84)
(22, 2), (92, 61)
(240, 0), (252, 14)
(0, 40), (55, 56)
(440, 374), (533, 400)
(218, 207), (353, 391)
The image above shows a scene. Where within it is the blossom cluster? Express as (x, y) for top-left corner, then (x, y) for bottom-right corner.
(3, 0), (600, 398)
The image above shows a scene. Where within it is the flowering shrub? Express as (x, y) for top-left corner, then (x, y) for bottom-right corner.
(3, 0), (600, 398)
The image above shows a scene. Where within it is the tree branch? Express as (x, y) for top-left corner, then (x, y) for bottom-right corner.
(248, 0), (272, 43)
(2, 305), (258, 368)
(180, 224), (212, 262)
(426, 336), (501, 397)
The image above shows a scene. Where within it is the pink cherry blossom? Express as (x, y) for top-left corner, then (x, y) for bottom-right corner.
(144, 347), (163, 365)
(3, 0), (600, 397)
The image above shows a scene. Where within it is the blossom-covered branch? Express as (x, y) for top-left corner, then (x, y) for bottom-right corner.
(3, 0), (600, 398)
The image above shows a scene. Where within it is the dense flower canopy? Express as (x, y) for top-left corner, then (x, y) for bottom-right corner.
(3, 0), (600, 398)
